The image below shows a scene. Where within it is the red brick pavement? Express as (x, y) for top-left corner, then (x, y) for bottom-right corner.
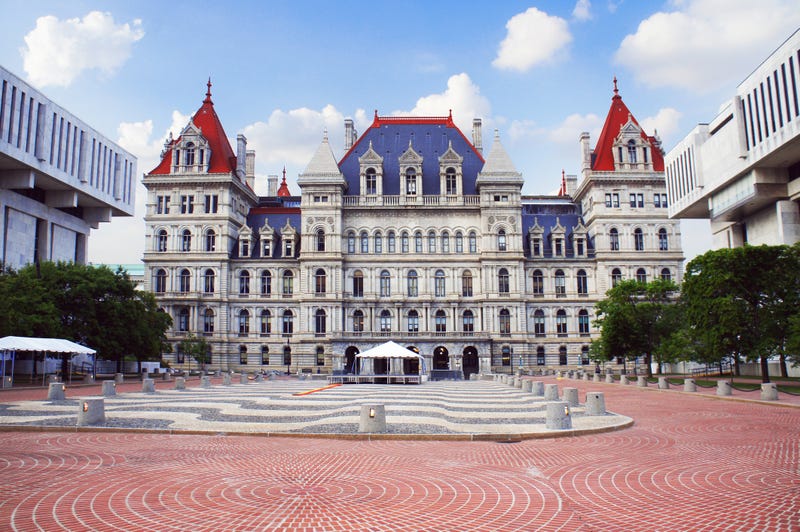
(1, 376), (798, 531)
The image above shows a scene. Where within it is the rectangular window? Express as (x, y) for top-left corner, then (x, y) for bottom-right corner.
(637, 194), (644, 208)
(654, 194), (661, 208)
(612, 194), (619, 208)
(204, 194), (218, 213)
(605, 193), (612, 208)
(661, 193), (668, 208)
(630, 193), (636, 207)
(313, 195), (328, 203)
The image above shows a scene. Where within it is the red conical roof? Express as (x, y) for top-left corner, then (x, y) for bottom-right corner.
(149, 79), (237, 175)
(277, 169), (291, 197)
(591, 78), (664, 172)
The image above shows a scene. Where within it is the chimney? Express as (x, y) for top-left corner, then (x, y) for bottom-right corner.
(236, 134), (247, 181)
(472, 118), (483, 153)
(580, 131), (591, 177)
(344, 119), (356, 151)
(566, 174), (578, 196)
(245, 150), (256, 190)
(267, 175), (278, 196)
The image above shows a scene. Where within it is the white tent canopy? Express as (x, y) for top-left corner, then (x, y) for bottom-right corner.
(355, 341), (422, 359)
(0, 336), (96, 354)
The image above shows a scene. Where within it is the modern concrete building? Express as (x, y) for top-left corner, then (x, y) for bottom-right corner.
(0, 65), (136, 269)
(144, 80), (682, 377)
(665, 29), (800, 248)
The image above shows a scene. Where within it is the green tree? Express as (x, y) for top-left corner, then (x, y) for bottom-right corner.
(176, 333), (211, 372)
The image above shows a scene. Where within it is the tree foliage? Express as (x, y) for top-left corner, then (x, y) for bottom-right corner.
(176, 333), (211, 371)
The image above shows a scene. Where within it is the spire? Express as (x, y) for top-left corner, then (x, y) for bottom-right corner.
(612, 76), (619, 99)
(204, 77), (213, 104)
(558, 169), (567, 196)
(277, 174), (291, 197)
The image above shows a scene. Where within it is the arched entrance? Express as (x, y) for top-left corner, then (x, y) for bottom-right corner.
(462, 346), (479, 379)
(433, 346), (449, 370)
(404, 346), (420, 374)
(345, 346), (359, 374)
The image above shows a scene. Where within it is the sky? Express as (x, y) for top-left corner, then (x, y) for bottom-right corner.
(1, 0), (799, 266)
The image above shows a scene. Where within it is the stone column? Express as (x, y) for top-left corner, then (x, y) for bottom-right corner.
(240, 373), (249, 384)
(637, 376), (647, 387)
(716, 380), (732, 396)
(223, 373), (232, 386)
(531, 381), (544, 396)
(585, 392), (606, 415)
(358, 404), (386, 433)
(77, 398), (104, 426)
(522, 380), (533, 393)
(760, 383), (778, 401)
(142, 378), (155, 393)
(546, 401), (572, 430)
(544, 383), (559, 401)
(102, 381), (116, 396)
(48, 382), (66, 401)
(605, 374), (614, 384)
(175, 377), (186, 390)
(684, 378), (696, 392)
(562, 387), (579, 406)
(658, 377), (669, 389)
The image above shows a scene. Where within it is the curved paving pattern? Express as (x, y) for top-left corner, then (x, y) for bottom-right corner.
(1, 377), (798, 531)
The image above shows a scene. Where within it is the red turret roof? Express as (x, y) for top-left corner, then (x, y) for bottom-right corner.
(277, 169), (291, 197)
(591, 78), (664, 172)
(149, 79), (237, 175)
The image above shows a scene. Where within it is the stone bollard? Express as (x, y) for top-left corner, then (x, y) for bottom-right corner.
(223, 373), (232, 386)
(48, 382), (66, 401)
(358, 404), (387, 433)
(514, 377), (522, 388)
(684, 378), (696, 392)
(254, 373), (263, 383)
(562, 387), (579, 406)
(760, 383), (778, 401)
(531, 381), (544, 396)
(620, 375), (629, 385)
(115, 373), (124, 384)
(102, 381), (116, 396)
(545, 401), (572, 430)
(240, 373), (249, 384)
(268, 373), (276, 381)
(658, 377), (669, 389)
(522, 380), (533, 393)
(556, 371), (563, 379)
(48, 375), (59, 384)
(637, 376), (647, 387)
(174, 377), (186, 390)
(593, 373), (601, 383)
(162, 372), (171, 381)
(83, 374), (95, 384)
(544, 383), (560, 401)
(716, 380), (732, 396)
(583, 372), (590, 381)
(605, 374), (614, 384)
(142, 378), (155, 393)
(585, 392), (606, 415)
(77, 397), (105, 426)
(201, 375), (211, 388)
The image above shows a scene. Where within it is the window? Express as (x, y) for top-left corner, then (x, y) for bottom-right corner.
(347, 232), (355, 254)
(315, 269), (326, 294)
(499, 309), (511, 335)
(408, 310), (419, 333)
(605, 193), (612, 208)
(559, 346), (568, 366)
(627, 139), (637, 163)
(353, 310), (364, 333)
(462, 310), (474, 334)
(469, 232), (477, 253)
(282, 271), (294, 295)
(261, 271), (272, 295)
(658, 228), (669, 251)
(282, 310), (293, 334)
(179, 269), (191, 293)
(283, 344), (291, 366)
(156, 195), (170, 214)
(556, 310), (567, 337)
(315, 309), (326, 336)
(654, 194), (661, 208)
(388, 231), (396, 253)
(374, 232), (382, 254)
(313, 195), (328, 203)
(610, 228), (619, 251)
(661, 194), (668, 208)
(555, 269), (566, 295)
(630, 193), (637, 208)
(156, 229), (168, 252)
(498, 229), (507, 251)
(637, 194), (644, 208)
(575, 238), (584, 256)
(316, 346), (325, 366)
(581, 345), (590, 365)
(428, 231), (436, 253)
(180, 195), (194, 214)
(353, 271), (364, 298)
(534, 310), (545, 337)
(532, 270), (544, 296)
(498, 268), (509, 294)
(361, 232), (369, 253)
(554, 238), (563, 256)
(365, 168), (377, 195)
(260, 309), (271, 335)
(181, 229), (191, 251)
(316, 230), (325, 252)
(462, 271), (473, 297)
(634, 228), (644, 251)
(238, 309), (250, 336)
(501, 346), (511, 366)
(435, 310), (447, 335)
(241, 239), (249, 257)
(185, 143), (195, 166)
(636, 268), (647, 283)
(613, 194), (619, 208)
(405, 168), (417, 195)
(576, 269), (588, 295)
(532, 237), (542, 256)
(205, 230), (216, 252)
(203, 269), (215, 293)
(204, 194), (218, 214)
(203, 309), (214, 334)
(239, 271), (250, 295)
(380, 310), (392, 333)
(579, 309), (590, 335)
(611, 268), (622, 287)
(441, 232), (450, 253)
(415, 232), (423, 253)
(407, 270), (418, 297)
(262, 238), (272, 258)
(401, 232), (409, 253)
(445, 167), (457, 195)
(455, 232), (463, 253)
(178, 308), (190, 332)
(536, 346), (545, 365)
(434, 270), (446, 297)
(283, 238), (294, 257)
(262, 345), (269, 365)
(661, 268), (672, 282)
(153, 268), (167, 293)
(380, 270), (391, 297)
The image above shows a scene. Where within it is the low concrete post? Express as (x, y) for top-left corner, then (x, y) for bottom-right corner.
(620, 375), (629, 385)
(583, 372), (590, 381)
(142, 378), (155, 393)
(268, 373), (276, 381)
(760, 383), (778, 401)
(162, 372), (171, 381)
(658, 377), (669, 389)
(102, 381), (116, 396)
(83, 374), (95, 384)
(522, 380), (533, 393)
(223, 373), (232, 386)
(358, 404), (387, 433)
(556, 371), (563, 379)
(77, 397), (105, 426)
(531, 381), (544, 396)
(716, 380), (732, 396)
(605, 374), (614, 384)
(562, 387), (579, 406)
(174, 377), (186, 390)
(115, 373), (124, 384)
(544, 383), (559, 401)
(240, 373), (249, 384)
(201, 375), (211, 388)
(47, 375), (59, 384)
(684, 378), (696, 392)
(254, 373), (263, 383)
(48, 382), (66, 401)
(637, 376), (647, 387)
(546, 401), (572, 430)
(593, 373), (601, 383)
(585, 392), (606, 415)
(514, 377), (522, 388)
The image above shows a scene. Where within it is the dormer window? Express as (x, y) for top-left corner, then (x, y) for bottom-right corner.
(284, 238), (294, 257)
(241, 239), (249, 257)
(627, 139), (638, 164)
(405, 168), (417, 195)
(365, 168), (377, 195)
(262, 238), (272, 257)
(185, 143), (195, 166)
(445, 167), (457, 195)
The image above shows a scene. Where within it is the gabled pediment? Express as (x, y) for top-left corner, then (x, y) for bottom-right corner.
(439, 140), (463, 164)
(281, 218), (297, 236)
(179, 119), (205, 142)
(358, 141), (384, 165)
(571, 220), (588, 236)
(399, 140), (423, 164)
(615, 115), (642, 143)
(528, 217), (544, 236)
(260, 220), (274, 237)
(239, 224), (252, 238)
(550, 217), (566, 235)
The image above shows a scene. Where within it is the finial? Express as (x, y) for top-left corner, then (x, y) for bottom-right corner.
(323, 127), (328, 141)
(612, 76), (619, 97)
(283, 166), (286, 180)
(204, 77), (213, 103)
(494, 128), (500, 139)
(374, 109), (378, 119)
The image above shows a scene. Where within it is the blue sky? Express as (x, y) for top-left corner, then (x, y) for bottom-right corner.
(1, 0), (799, 264)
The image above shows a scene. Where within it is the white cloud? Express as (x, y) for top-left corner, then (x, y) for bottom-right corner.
(492, 7), (572, 72)
(615, 0), (800, 92)
(573, 0), (592, 21)
(639, 107), (682, 145)
(21, 11), (144, 87)
(549, 113), (602, 144)
(397, 73), (492, 135)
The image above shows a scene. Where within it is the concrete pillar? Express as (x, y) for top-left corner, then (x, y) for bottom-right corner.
(760, 383), (778, 401)
(556, 371), (563, 379)
(562, 387), (579, 406)
(544, 383), (559, 401)
(77, 397), (104, 426)
(102, 381), (116, 396)
(48, 382), (66, 401)
(637, 376), (647, 387)
(254, 373), (263, 383)
(174, 377), (186, 390)
(546, 401), (572, 430)
(593, 373), (601, 383)
(83, 374), (95, 384)
(658, 377), (669, 389)
(620, 375), (629, 385)
(115, 373), (124, 384)
(605, 374), (614, 384)
(142, 378), (155, 393)
(358, 404), (386, 433)
(268, 373), (276, 381)
(201, 375), (211, 388)
(240, 373), (249, 384)
(47, 375), (59, 384)
(521, 380), (533, 393)
(585, 392), (606, 415)
(583, 372), (590, 381)
(684, 378), (696, 392)
(162, 372), (171, 381)
(223, 373), (232, 386)
(531, 381), (544, 396)
(514, 377), (522, 388)
(716, 380), (732, 396)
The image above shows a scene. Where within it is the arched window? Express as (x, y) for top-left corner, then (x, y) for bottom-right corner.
(156, 229), (168, 252)
(387, 231), (396, 253)
(374, 232), (382, 254)
(352, 310), (364, 333)
(576, 269), (588, 294)
(499, 308), (511, 335)
(315, 268), (326, 294)
(379, 309), (392, 333)
(498, 268), (509, 294)
(555, 269), (566, 295)
(611, 268), (622, 287)
(468, 231), (477, 253)
(179, 268), (191, 293)
(282, 310), (294, 334)
(185, 142), (195, 166)
(316, 229), (325, 252)
(205, 229), (216, 252)
(203, 269), (215, 293)
(627, 139), (637, 163)
(609, 228), (619, 251)
(435, 309), (447, 334)
(462, 310), (475, 333)
(347, 231), (356, 254)
(360, 232), (369, 253)
(428, 231), (436, 253)
(405, 168), (417, 195)
(532, 269), (544, 295)
(445, 167), (457, 195)
(407, 270), (418, 297)
(455, 231), (464, 253)
(203, 308), (214, 334)
(461, 271), (473, 297)
(353, 270), (364, 297)
(578, 309), (590, 335)
(658, 228), (669, 251)
(636, 268), (647, 283)
(380, 270), (391, 297)
(498, 229), (507, 251)
(401, 231), (409, 253)
(260, 270), (272, 295)
(441, 231), (450, 254)
(661, 268), (672, 282)
(282, 270), (294, 295)
(414, 232), (423, 253)
(634, 228), (644, 251)
(365, 167), (377, 195)
(181, 229), (191, 252)
(534, 310), (545, 337)
(238, 309), (250, 335)
(407, 310), (419, 333)
(178, 308), (190, 332)
(315, 309), (326, 335)
(435, 269), (446, 297)
(239, 270), (250, 294)
(556, 309), (567, 336)
(260, 309), (271, 335)
(153, 268), (167, 293)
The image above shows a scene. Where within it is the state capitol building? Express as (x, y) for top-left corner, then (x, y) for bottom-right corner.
(143, 80), (683, 378)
